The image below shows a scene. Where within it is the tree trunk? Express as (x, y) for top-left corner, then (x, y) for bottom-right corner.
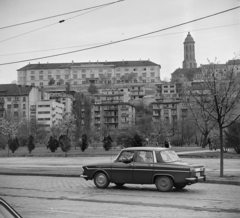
(219, 126), (224, 177)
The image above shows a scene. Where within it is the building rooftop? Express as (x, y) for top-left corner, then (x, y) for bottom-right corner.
(17, 60), (160, 71)
(0, 84), (33, 96)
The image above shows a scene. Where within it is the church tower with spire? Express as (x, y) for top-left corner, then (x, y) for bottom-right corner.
(182, 32), (197, 68)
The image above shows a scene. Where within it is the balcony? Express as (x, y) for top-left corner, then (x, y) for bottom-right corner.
(104, 107), (118, 111)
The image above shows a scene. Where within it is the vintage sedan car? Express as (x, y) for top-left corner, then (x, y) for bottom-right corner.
(80, 147), (206, 192)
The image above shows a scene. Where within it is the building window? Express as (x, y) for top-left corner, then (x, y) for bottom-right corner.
(82, 74), (86, 79)
(82, 81), (86, 84)
(39, 71), (43, 74)
(150, 67), (155, 71)
(31, 76), (35, 80)
(23, 97), (26, 102)
(39, 76), (43, 80)
(125, 68), (129, 71)
(31, 71), (35, 74)
(116, 73), (120, 77)
(73, 81), (78, 85)
(90, 74), (94, 78)
(142, 79), (146, 83)
(14, 104), (18, 108)
(116, 68), (120, 71)
(151, 72), (155, 77)
(99, 69), (103, 72)
(133, 68), (137, 71)
(82, 69), (86, 72)
(142, 68), (146, 71)
(107, 73), (111, 78)
(40, 82), (43, 86)
(48, 75), (52, 79)
(151, 79), (155, 83)
(142, 73), (147, 77)
(65, 75), (69, 79)
(7, 105), (11, 109)
(56, 75), (60, 79)
(73, 74), (78, 79)
(65, 70), (69, 74)
(14, 112), (18, 117)
(48, 71), (52, 74)
(23, 111), (26, 117)
(170, 90), (174, 93)
(7, 97), (11, 101)
(31, 83), (35, 86)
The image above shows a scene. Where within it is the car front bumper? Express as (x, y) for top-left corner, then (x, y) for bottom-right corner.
(80, 174), (89, 180)
(185, 175), (206, 184)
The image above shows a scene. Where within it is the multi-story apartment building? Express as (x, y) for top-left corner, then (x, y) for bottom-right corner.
(93, 102), (135, 130)
(152, 83), (187, 124)
(36, 100), (64, 128)
(17, 60), (161, 87)
(0, 84), (41, 122)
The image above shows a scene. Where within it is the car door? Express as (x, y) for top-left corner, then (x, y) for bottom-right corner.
(133, 151), (154, 184)
(111, 150), (134, 184)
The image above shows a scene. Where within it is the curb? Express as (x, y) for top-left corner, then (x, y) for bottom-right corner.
(1, 172), (239, 186)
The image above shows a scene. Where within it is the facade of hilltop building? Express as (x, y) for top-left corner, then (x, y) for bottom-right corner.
(17, 60), (161, 87)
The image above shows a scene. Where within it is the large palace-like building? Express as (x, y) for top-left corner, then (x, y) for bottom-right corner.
(17, 60), (161, 87)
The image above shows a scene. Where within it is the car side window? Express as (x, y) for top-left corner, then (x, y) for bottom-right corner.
(117, 151), (134, 162)
(136, 151), (153, 163)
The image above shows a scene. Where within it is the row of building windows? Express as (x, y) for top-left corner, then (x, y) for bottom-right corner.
(26, 72), (157, 81)
(25, 67), (156, 75)
(1, 97), (26, 102)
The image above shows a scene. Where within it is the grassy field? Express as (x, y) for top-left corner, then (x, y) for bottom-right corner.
(0, 144), (209, 158)
(1, 144), (239, 158)
(179, 151), (240, 159)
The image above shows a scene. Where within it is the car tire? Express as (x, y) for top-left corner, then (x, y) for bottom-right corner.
(115, 183), (125, 187)
(94, 172), (110, 189)
(174, 184), (186, 189)
(155, 176), (173, 192)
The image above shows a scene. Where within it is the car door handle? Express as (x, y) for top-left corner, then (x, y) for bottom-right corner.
(148, 164), (153, 167)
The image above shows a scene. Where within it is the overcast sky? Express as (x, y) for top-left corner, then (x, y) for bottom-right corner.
(0, 0), (239, 83)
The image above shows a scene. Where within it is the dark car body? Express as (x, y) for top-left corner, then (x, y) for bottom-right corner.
(80, 147), (206, 192)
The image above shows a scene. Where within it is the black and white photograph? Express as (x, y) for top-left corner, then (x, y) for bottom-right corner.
(0, 0), (240, 217)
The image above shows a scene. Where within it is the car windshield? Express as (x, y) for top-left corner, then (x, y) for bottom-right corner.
(160, 150), (180, 163)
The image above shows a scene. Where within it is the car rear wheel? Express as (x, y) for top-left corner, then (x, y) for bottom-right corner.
(155, 176), (173, 192)
(174, 184), (186, 189)
(115, 183), (125, 187)
(94, 172), (110, 189)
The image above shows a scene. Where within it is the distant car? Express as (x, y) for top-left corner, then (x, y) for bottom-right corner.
(80, 147), (206, 192)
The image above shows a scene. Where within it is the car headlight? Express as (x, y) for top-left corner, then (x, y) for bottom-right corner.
(190, 167), (197, 172)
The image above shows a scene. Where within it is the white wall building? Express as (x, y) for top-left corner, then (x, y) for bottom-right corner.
(36, 100), (64, 128)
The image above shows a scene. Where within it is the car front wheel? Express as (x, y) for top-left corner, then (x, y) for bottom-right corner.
(94, 172), (110, 189)
(155, 176), (173, 192)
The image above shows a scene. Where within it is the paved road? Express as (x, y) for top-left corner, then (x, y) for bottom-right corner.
(0, 175), (239, 218)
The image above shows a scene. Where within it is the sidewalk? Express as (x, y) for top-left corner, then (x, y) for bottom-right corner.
(0, 154), (239, 186)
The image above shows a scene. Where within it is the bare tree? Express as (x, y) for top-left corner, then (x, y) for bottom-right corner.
(189, 58), (240, 177)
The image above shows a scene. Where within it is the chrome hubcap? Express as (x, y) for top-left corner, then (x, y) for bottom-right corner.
(97, 174), (106, 185)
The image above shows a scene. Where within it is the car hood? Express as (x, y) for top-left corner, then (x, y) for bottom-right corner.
(83, 162), (113, 168)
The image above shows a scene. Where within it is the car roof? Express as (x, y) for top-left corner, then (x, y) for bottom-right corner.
(122, 147), (168, 152)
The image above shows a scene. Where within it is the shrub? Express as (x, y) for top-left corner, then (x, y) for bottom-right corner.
(80, 134), (88, 152)
(47, 136), (59, 152)
(170, 136), (182, 146)
(59, 135), (71, 157)
(103, 135), (113, 151)
(27, 135), (35, 154)
(225, 122), (240, 154)
(8, 137), (20, 153)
